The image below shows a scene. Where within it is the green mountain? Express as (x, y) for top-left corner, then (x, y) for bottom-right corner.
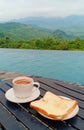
(0, 22), (51, 40)
(0, 22), (75, 40)
(14, 15), (84, 38)
(0, 22), (84, 50)
(51, 29), (76, 40)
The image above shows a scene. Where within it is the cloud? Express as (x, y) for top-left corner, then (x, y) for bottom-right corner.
(0, 0), (84, 21)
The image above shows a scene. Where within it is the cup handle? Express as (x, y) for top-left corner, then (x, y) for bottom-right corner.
(33, 82), (40, 88)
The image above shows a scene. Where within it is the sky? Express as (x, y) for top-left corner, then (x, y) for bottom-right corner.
(0, 0), (84, 21)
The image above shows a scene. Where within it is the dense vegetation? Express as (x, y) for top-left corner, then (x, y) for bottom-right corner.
(0, 22), (76, 40)
(0, 36), (84, 50)
(0, 22), (84, 50)
(0, 22), (51, 40)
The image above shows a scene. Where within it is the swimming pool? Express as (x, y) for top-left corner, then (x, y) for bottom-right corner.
(0, 48), (84, 85)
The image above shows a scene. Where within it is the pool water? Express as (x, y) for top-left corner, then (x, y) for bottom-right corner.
(0, 48), (84, 85)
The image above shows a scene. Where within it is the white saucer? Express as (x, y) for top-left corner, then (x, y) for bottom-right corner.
(38, 96), (79, 120)
(5, 87), (40, 103)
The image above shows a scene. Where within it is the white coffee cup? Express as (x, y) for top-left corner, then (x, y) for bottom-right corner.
(12, 76), (40, 98)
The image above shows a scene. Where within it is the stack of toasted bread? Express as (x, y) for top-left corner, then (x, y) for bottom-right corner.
(30, 91), (78, 120)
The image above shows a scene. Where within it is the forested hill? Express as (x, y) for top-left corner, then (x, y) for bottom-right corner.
(13, 15), (84, 38)
(1, 15), (84, 40)
(0, 22), (84, 50)
(0, 22), (51, 40)
(0, 22), (76, 40)
(0, 16), (84, 50)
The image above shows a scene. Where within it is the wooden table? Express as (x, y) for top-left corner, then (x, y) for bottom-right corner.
(0, 75), (84, 130)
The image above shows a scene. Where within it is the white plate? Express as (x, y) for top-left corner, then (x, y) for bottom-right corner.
(5, 87), (40, 103)
(38, 96), (79, 120)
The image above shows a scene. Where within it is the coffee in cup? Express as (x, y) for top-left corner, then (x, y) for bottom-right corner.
(12, 76), (40, 98)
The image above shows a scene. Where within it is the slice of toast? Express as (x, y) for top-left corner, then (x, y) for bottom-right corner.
(30, 91), (78, 120)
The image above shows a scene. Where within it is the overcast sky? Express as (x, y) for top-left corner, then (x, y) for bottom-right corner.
(0, 0), (84, 21)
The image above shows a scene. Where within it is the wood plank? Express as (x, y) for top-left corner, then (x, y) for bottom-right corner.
(54, 80), (84, 94)
(0, 81), (84, 118)
(3, 80), (84, 102)
(78, 108), (84, 119)
(38, 82), (84, 109)
(0, 93), (49, 130)
(1, 81), (84, 110)
(36, 78), (84, 100)
(0, 78), (84, 130)
(3, 77), (84, 99)
(20, 90), (84, 130)
(0, 82), (11, 92)
(0, 85), (77, 130)
(0, 103), (26, 130)
(67, 116), (84, 130)
(35, 77), (84, 94)
(21, 104), (76, 130)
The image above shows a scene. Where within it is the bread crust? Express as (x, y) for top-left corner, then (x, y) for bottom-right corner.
(30, 91), (78, 120)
